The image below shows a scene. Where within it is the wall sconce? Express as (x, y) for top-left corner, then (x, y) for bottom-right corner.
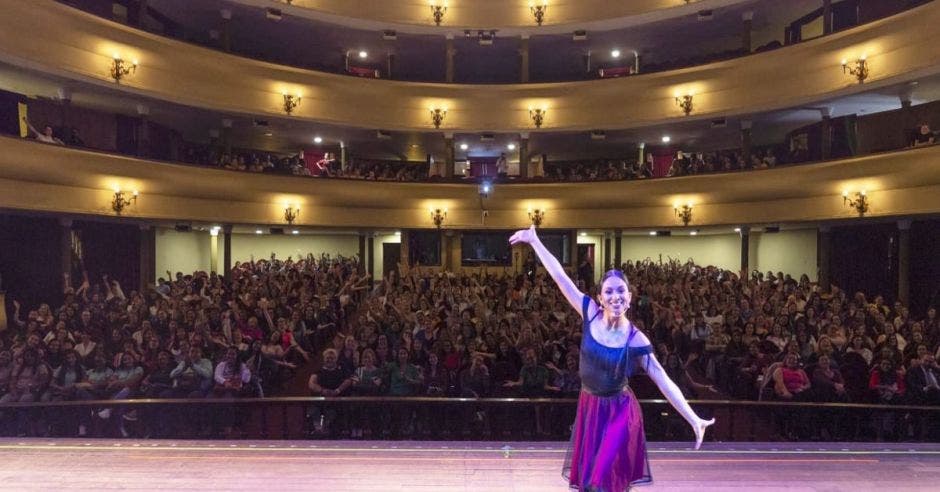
(842, 190), (869, 215)
(529, 1), (548, 26)
(284, 205), (300, 225)
(675, 94), (694, 116)
(430, 207), (448, 228)
(282, 92), (301, 115)
(527, 208), (546, 227)
(841, 56), (868, 84)
(430, 107), (447, 129)
(112, 189), (138, 214)
(529, 107), (547, 128)
(110, 56), (138, 83)
(674, 203), (693, 225)
(430, 0), (447, 26)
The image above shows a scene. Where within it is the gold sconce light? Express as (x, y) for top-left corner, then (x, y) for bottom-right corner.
(284, 205), (300, 225)
(430, 107), (447, 129)
(674, 202), (693, 226)
(430, 0), (447, 26)
(430, 207), (448, 228)
(529, 1), (548, 26)
(282, 92), (301, 115)
(112, 189), (139, 214)
(842, 190), (869, 215)
(529, 107), (547, 128)
(841, 56), (868, 84)
(527, 208), (546, 227)
(675, 93), (694, 116)
(110, 55), (138, 83)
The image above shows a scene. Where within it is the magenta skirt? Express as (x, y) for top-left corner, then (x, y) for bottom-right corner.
(563, 388), (652, 491)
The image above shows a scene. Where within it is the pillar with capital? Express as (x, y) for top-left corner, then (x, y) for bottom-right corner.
(518, 133), (530, 179)
(742, 11), (754, 52)
(897, 220), (911, 305)
(519, 35), (530, 83)
(443, 132), (455, 178)
(445, 34), (456, 83)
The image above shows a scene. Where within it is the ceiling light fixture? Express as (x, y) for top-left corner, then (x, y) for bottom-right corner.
(661, 135), (671, 143)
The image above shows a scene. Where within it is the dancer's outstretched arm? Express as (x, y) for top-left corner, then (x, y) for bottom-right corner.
(509, 225), (584, 313)
(631, 330), (715, 449)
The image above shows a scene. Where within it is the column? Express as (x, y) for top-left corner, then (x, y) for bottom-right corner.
(603, 233), (612, 271)
(221, 118), (233, 156)
(222, 224), (233, 280)
(820, 107), (832, 160)
(741, 11), (754, 53)
(445, 34), (455, 83)
(822, 0), (833, 35)
(358, 233), (367, 275)
(739, 226), (750, 275)
(58, 218), (73, 289)
(583, 50), (592, 75)
(614, 230), (622, 270)
(518, 133), (530, 179)
(129, 0), (148, 27)
(897, 220), (911, 305)
(637, 142), (645, 167)
(56, 88), (72, 133)
(633, 51), (641, 74)
(139, 225), (155, 292)
(519, 35), (530, 83)
(210, 229), (220, 274)
(340, 141), (348, 171)
(442, 231), (453, 272)
(220, 9), (232, 52)
(367, 232), (375, 287)
(741, 120), (753, 165)
(443, 133), (455, 178)
(137, 104), (151, 158)
(568, 231), (579, 267)
(817, 225), (832, 293)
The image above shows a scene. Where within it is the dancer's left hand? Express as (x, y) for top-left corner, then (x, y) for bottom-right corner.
(693, 417), (715, 450)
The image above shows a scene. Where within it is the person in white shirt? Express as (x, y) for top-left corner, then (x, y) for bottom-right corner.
(22, 117), (63, 145)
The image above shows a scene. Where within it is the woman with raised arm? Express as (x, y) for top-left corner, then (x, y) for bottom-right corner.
(509, 226), (714, 491)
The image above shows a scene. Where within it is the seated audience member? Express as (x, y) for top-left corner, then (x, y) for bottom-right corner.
(169, 346), (213, 398)
(307, 348), (352, 436)
(912, 123), (936, 147)
(1, 348), (49, 403)
(22, 116), (64, 145)
(906, 353), (940, 405)
(811, 354), (848, 402)
(213, 347), (252, 398)
(773, 353), (811, 400)
(140, 350), (176, 398)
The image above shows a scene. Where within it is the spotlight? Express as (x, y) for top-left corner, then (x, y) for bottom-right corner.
(507, 143), (516, 150)
(459, 143), (469, 151)
(611, 49), (621, 58)
(314, 136), (322, 144)
(255, 229), (263, 234)
(358, 50), (368, 59)
(661, 135), (671, 143)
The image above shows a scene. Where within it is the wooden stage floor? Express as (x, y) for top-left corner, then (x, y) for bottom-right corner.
(0, 439), (937, 491)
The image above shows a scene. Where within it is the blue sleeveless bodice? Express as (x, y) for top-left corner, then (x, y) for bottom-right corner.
(579, 296), (653, 396)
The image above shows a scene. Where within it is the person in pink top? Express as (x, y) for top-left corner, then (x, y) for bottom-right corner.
(773, 353), (811, 400)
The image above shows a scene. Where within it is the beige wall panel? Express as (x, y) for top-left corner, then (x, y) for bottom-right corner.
(621, 234), (742, 271)
(155, 228), (211, 276)
(751, 229), (818, 280)
(229, 233), (359, 264)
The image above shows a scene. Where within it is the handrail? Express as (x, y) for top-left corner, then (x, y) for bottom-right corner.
(3, 396), (939, 412)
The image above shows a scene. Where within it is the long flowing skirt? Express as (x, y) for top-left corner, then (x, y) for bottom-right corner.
(563, 388), (652, 491)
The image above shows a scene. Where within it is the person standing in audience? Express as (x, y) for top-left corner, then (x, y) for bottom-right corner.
(22, 116), (63, 145)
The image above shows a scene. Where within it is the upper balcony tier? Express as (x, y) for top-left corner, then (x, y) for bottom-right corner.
(233, 0), (750, 34)
(2, 0), (939, 133)
(62, 0), (925, 84)
(0, 135), (938, 230)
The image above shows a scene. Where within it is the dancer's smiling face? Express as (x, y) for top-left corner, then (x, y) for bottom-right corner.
(598, 276), (631, 318)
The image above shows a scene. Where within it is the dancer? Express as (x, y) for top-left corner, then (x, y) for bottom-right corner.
(509, 226), (714, 491)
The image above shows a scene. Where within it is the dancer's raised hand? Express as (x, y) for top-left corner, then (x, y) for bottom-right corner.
(508, 225), (538, 246)
(692, 417), (715, 450)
